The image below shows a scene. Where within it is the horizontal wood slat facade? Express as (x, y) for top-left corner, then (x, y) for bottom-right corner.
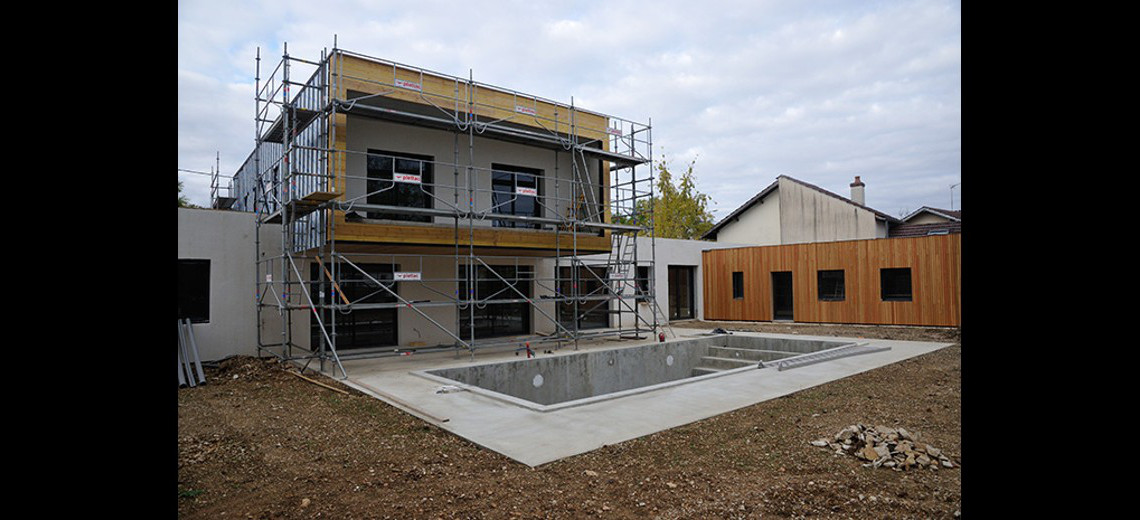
(702, 234), (961, 327)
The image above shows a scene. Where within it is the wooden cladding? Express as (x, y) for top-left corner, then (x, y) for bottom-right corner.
(332, 53), (610, 142)
(331, 212), (611, 255)
(702, 234), (961, 327)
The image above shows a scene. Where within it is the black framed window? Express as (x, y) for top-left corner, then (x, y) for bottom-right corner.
(178, 259), (210, 323)
(366, 149), (434, 222)
(310, 263), (397, 350)
(732, 271), (744, 299)
(491, 164), (542, 229)
(460, 265), (533, 339)
(817, 270), (846, 301)
(558, 266), (609, 330)
(880, 268), (913, 302)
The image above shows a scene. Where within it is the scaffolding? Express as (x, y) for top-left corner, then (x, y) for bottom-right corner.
(217, 42), (658, 378)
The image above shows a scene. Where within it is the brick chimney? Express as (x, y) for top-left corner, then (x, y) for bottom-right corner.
(849, 176), (865, 206)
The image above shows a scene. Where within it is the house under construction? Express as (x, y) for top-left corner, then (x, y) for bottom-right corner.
(212, 43), (660, 378)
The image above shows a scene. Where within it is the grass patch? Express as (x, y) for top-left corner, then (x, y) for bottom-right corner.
(178, 488), (206, 499)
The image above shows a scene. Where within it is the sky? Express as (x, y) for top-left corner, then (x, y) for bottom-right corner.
(178, 0), (960, 221)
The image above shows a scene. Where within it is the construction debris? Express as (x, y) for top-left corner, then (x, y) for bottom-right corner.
(810, 424), (957, 471)
(287, 369), (351, 396)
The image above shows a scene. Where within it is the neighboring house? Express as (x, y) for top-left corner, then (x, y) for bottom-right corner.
(889, 206), (962, 238)
(702, 175), (899, 246)
(699, 176), (960, 327)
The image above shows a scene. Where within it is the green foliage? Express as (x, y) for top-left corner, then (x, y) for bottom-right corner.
(615, 156), (716, 240)
(178, 180), (204, 209)
(178, 488), (206, 499)
(178, 180), (191, 208)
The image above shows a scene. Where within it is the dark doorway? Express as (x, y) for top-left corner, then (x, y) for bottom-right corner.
(668, 266), (695, 320)
(558, 266), (610, 330)
(459, 265), (533, 340)
(771, 271), (793, 321)
(310, 263), (398, 350)
(178, 259), (210, 323)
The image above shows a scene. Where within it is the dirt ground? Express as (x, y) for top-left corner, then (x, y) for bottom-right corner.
(177, 321), (961, 519)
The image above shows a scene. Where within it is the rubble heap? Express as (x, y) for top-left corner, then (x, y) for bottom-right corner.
(810, 424), (957, 471)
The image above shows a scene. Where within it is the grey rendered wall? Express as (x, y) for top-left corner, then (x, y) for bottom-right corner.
(344, 117), (601, 226)
(777, 177), (880, 245)
(714, 193), (782, 246)
(178, 208), (283, 361)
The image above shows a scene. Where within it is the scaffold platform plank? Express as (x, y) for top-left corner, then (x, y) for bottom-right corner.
(263, 191), (342, 223)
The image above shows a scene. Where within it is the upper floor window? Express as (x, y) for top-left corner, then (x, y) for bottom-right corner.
(491, 164), (542, 229)
(366, 149), (434, 223)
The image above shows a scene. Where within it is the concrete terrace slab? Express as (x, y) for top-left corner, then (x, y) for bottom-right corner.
(330, 329), (953, 467)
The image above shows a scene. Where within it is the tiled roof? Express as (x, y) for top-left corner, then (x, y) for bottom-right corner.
(888, 221), (962, 238)
(902, 206), (961, 222)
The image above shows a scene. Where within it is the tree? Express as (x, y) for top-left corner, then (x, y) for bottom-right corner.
(178, 180), (190, 207)
(178, 180), (201, 208)
(615, 156), (716, 239)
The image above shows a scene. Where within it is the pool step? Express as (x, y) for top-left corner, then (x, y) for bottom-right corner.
(691, 367), (722, 377)
(691, 355), (755, 376)
(699, 356), (757, 370)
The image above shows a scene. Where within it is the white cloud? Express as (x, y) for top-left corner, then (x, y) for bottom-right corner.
(178, 0), (960, 215)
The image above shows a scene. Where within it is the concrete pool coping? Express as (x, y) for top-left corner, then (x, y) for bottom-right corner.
(330, 328), (954, 467)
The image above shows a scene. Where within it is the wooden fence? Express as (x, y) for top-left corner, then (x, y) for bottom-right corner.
(702, 234), (961, 327)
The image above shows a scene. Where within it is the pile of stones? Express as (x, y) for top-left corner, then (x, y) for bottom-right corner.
(810, 424), (957, 471)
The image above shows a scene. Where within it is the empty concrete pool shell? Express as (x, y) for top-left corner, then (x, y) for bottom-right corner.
(334, 329), (954, 467)
(415, 335), (864, 411)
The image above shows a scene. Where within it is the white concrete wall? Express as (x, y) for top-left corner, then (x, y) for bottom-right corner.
(577, 237), (757, 329)
(777, 178), (881, 245)
(178, 208), (280, 361)
(178, 205), (763, 360)
(713, 179), (888, 247)
(875, 219), (890, 238)
(714, 192), (782, 246)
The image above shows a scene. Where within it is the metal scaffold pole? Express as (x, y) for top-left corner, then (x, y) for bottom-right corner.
(229, 41), (656, 378)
